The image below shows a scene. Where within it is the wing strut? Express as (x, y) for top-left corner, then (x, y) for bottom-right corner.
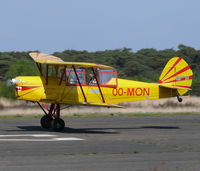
(72, 65), (87, 103)
(92, 67), (106, 103)
(46, 65), (49, 85)
(36, 63), (43, 76)
(59, 66), (66, 85)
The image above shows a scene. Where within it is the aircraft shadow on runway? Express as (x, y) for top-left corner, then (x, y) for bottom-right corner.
(14, 126), (119, 134)
(6, 125), (180, 134)
(64, 126), (180, 134)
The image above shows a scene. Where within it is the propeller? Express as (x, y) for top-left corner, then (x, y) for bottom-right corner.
(6, 78), (18, 87)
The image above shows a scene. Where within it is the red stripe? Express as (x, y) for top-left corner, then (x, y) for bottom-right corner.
(163, 65), (190, 82)
(175, 85), (191, 89)
(165, 80), (178, 83)
(164, 75), (193, 83)
(158, 80), (163, 83)
(41, 103), (49, 111)
(161, 58), (182, 80)
(21, 86), (40, 91)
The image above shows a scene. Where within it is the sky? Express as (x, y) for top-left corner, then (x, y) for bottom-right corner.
(0, 0), (200, 53)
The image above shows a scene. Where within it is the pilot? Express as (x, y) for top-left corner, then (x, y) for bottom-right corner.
(89, 73), (97, 85)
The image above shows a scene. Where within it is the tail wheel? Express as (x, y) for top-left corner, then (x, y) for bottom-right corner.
(177, 95), (183, 103)
(51, 118), (65, 132)
(178, 97), (183, 102)
(40, 115), (53, 129)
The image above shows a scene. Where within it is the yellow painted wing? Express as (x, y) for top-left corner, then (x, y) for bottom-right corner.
(29, 52), (64, 63)
(29, 52), (114, 69)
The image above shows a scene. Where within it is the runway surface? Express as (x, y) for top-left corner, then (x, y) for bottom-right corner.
(0, 115), (200, 171)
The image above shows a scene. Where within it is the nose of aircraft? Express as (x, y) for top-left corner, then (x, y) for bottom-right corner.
(6, 78), (19, 87)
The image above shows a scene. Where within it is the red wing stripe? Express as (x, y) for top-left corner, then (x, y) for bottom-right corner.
(161, 58), (182, 80)
(163, 65), (190, 82)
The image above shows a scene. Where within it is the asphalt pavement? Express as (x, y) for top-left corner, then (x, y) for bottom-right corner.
(0, 115), (199, 171)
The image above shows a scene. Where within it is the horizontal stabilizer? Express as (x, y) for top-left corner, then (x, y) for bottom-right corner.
(158, 84), (192, 90)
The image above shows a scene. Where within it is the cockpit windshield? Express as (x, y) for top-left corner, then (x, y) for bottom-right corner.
(66, 69), (86, 85)
(65, 68), (117, 87)
(98, 69), (118, 87)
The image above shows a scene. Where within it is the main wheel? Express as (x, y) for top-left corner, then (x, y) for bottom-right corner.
(51, 118), (65, 132)
(40, 115), (53, 129)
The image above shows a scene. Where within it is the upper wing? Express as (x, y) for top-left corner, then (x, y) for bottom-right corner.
(29, 52), (64, 63)
(29, 52), (114, 69)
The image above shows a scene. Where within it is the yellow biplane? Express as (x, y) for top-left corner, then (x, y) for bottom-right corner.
(8, 52), (193, 131)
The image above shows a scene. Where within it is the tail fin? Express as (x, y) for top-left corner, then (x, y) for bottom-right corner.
(158, 57), (193, 96)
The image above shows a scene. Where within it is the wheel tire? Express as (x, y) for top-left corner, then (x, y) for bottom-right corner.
(40, 115), (53, 129)
(51, 118), (65, 132)
(178, 97), (183, 102)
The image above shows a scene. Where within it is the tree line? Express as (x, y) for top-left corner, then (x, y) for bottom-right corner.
(0, 44), (200, 99)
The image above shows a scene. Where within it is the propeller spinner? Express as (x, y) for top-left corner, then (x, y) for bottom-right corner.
(6, 78), (18, 87)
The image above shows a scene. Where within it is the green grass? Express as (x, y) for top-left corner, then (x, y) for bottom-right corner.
(0, 114), (43, 119)
(65, 112), (200, 118)
(0, 112), (200, 119)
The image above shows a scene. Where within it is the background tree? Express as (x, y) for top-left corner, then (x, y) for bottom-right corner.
(0, 45), (199, 98)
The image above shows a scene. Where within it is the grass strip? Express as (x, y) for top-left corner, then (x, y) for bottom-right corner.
(0, 112), (200, 119)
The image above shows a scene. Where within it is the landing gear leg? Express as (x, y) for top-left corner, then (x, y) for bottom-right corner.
(177, 95), (183, 103)
(37, 103), (65, 132)
(51, 104), (65, 132)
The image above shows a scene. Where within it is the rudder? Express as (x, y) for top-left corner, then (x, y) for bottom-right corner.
(158, 57), (193, 96)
